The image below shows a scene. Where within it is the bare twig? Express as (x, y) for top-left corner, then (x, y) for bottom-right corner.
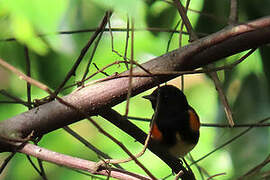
(0, 90), (30, 107)
(179, 0), (191, 90)
(166, 20), (180, 53)
(0, 27), (205, 42)
(238, 154), (270, 180)
(207, 172), (226, 180)
(96, 49), (255, 82)
(63, 126), (124, 170)
(92, 63), (110, 76)
(124, 19), (135, 117)
(24, 46), (32, 109)
(174, 170), (184, 180)
(26, 155), (43, 177)
(0, 152), (16, 174)
(127, 116), (270, 128)
(0, 59), (53, 94)
(54, 11), (112, 95)
(124, 16), (130, 70)
(191, 117), (270, 165)
(173, 0), (198, 41)
(81, 29), (105, 82)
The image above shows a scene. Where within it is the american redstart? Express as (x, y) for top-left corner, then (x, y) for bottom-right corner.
(143, 85), (200, 158)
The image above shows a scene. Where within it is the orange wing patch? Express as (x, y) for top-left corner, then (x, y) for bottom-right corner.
(151, 123), (163, 141)
(188, 109), (200, 132)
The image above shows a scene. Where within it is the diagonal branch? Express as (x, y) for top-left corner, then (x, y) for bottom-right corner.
(18, 143), (151, 180)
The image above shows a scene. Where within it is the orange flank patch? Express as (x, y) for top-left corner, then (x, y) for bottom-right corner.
(151, 123), (163, 141)
(188, 109), (200, 131)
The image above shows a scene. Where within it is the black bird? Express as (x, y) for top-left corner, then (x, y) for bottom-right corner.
(143, 85), (200, 158)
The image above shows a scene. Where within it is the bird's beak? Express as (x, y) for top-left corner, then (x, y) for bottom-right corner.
(142, 94), (155, 101)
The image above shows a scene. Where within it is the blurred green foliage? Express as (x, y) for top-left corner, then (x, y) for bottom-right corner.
(0, 0), (269, 180)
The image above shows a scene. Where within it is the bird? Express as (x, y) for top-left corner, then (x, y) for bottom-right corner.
(143, 85), (200, 158)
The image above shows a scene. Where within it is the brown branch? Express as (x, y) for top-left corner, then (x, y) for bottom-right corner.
(173, 0), (198, 41)
(18, 143), (151, 180)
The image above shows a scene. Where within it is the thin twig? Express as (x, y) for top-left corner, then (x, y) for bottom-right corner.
(191, 117), (270, 165)
(207, 172), (226, 180)
(63, 126), (124, 169)
(26, 155), (43, 177)
(124, 19), (134, 117)
(209, 70), (235, 126)
(128, 116), (270, 127)
(187, 154), (205, 180)
(0, 27), (207, 42)
(0, 90), (30, 107)
(96, 49), (254, 82)
(0, 59), (53, 94)
(124, 16), (130, 70)
(238, 154), (270, 180)
(173, 0), (198, 41)
(0, 152), (16, 174)
(24, 46), (32, 109)
(179, 0), (190, 91)
(166, 20), (180, 53)
(81, 29), (105, 82)
(92, 63), (110, 76)
(54, 11), (112, 95)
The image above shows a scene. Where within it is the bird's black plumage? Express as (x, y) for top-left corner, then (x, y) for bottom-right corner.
(143, 85), (200, 158)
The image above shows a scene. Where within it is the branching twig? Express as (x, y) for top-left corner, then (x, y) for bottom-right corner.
(81, 29), (105, 82)
(63, 126), (123, 170)
(238, 154), (270, 180)
(173, 0), (198, 41)
(0, 90), (30, 107)
(191, 117), (270, 165)
(54, 11), (112, 95)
